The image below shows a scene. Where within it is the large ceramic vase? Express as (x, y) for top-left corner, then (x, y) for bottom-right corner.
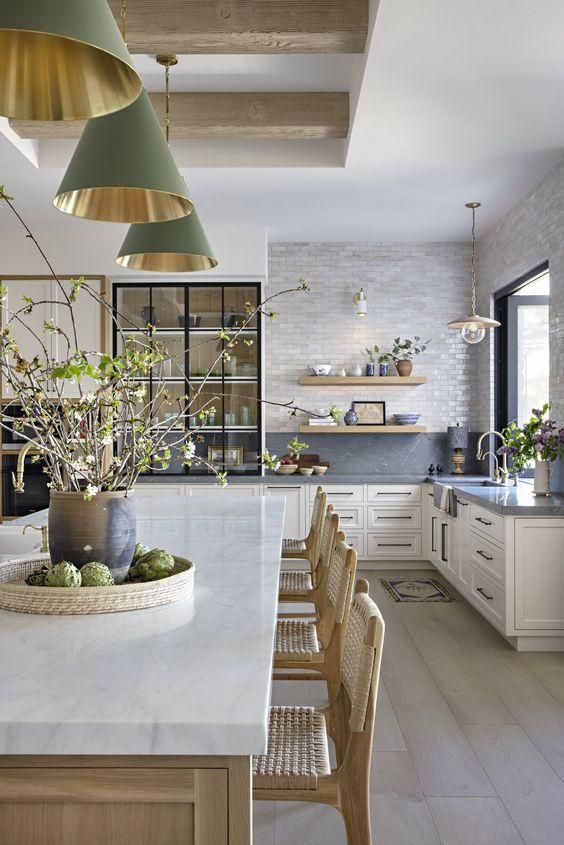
(48, 491), (136, 584)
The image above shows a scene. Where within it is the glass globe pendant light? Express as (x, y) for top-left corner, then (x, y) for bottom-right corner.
(116, 55), (217, 272)
(0, 0), (142, 121)
(448, 202), (500, 344)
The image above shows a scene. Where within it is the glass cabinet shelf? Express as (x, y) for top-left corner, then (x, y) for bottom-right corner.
(113, 281), (262, 476)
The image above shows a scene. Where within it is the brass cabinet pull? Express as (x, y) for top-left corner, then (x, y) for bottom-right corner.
(457, 500), (469, 507)
(376, 515), (411, 519)
(477, 550), (493, 561)
(475, 516), (492, 526)
(476, 586), (494, 600)
(376, 491), (412, 495)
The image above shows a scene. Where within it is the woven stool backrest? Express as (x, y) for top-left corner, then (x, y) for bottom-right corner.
(341, 580), (385, 732)
(308, 486), (326, 542)
(317, 507), (339, 573)
(326, 538), (356, 624)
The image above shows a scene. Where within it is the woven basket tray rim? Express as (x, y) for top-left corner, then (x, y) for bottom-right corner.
(0, 554), (194, 614)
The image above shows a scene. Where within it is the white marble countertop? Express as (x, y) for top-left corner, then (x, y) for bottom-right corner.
(0, 496), (285, 756)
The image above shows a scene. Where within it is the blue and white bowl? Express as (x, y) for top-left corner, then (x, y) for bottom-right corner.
(393, 413), (421, 426)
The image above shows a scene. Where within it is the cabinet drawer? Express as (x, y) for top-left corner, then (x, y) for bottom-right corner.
(314, 484), (364, 504)
(136, 484), (186, 497)
(345, 533), (365, 558)
(367, 484), (421, 503)
(469, 504), (505, 545)
(366, 533), (422, 559)
(309, 504), (364, 530)
(470, 532), (505, 584)
(470, 565), (505, 628)
(367, 506), (421, 531)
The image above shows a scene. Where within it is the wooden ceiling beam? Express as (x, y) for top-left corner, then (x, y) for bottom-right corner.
(107, 1), (368, 53)
(10, 93), (349, 140)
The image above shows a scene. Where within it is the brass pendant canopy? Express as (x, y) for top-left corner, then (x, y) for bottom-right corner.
(116, 211), (218, 272)
(0, 0), (142, 121)
(54, 90), (193, 223)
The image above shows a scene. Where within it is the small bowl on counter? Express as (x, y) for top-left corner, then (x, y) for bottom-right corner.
(299, 467), (314, 476)
(393, 413), (421, 426)
(277, 464), (298, 475)
(312, 465), (328, 475)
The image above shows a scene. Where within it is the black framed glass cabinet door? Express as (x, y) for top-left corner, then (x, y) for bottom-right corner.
(112, 282), (262, 477)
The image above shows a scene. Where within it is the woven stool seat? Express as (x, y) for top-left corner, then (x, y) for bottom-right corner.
(275, 619), (319, 661)
(282, 537), (307, 553)
(279, 570), (313, 596)
(253, 706), (331, 790)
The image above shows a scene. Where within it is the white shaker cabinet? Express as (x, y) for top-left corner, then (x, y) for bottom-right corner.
(264, 484), (305, 539)
(2, 279), (53, 398)
(514, 519), (564, 630)
(1, 277), (103, 399)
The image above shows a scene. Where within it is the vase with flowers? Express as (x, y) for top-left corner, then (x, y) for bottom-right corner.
(498, 404), (564, 495)
(0, 188), (323, 583)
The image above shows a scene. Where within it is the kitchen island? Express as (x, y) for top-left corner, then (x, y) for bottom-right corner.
(0, 495), (285, 845)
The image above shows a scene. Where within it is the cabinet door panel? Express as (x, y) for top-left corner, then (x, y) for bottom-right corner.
(470, 532), (505, 584)
(470, 565), (505, 629)
(2, 280), (53, 398)
(265, 485), (304, 538)
(515, 520), (564, 629)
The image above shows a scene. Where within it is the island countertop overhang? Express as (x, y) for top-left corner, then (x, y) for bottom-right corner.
(0, 495), (284, 757)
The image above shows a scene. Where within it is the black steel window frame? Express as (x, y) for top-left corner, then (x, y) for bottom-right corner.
(111, 281), (263, 477)
(494, 261), (549, 433)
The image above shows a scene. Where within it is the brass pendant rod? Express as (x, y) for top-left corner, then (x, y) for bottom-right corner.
(121, 0), (127, 44)
(156, 55), (178, 145)
(465, 201), (481, 316)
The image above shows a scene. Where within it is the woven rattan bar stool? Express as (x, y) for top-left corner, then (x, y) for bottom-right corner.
(278, 506), (339, 605)
(281, 486), (326, 568)
(273, 533), (357, 697)
(254, 579), (385, 845)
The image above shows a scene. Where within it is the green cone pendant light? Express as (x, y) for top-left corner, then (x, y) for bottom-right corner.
(116, 55), (217, 272)
(54, 90), (193, 223)
(0, 0), (141, 121)
(116, 211), (218, 272)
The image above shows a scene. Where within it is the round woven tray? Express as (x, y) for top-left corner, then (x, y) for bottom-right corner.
(0, 555), (194, 615)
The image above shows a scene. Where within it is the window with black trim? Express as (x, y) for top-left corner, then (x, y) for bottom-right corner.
(495, 263), (549, 437)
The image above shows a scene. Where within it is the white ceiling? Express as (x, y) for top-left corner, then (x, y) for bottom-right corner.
(2, 0), (564, 243)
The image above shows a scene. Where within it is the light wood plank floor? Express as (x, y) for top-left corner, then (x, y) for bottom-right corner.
(255, 568), (564, 845)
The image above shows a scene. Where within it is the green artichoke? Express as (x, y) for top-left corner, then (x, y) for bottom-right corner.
(136, 549), (175, 581)
(132, 542), (150, 564)
(80, 562), (115, 587)
(25, 564), (51, 587)
(45, 561), (82, 588)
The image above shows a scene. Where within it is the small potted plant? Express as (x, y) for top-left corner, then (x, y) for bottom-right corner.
(287, 436), (309, 463)
(362, 345), (394, 376)
(391, 336), (431, 376)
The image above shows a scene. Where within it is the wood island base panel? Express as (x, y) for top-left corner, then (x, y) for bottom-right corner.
(0, 755), (250, 845)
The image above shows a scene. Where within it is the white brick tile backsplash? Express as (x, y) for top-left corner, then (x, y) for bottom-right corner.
(265, 241), (477, 432)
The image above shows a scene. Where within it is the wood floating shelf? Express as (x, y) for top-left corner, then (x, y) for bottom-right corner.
(299, 425), (426, 434)
(298, 376), (427, 386)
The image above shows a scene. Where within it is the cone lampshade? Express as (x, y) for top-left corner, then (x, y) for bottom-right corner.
(54, 91), (193, 223)
(0, 0), (142, 121)
(116, 211), (218, 272)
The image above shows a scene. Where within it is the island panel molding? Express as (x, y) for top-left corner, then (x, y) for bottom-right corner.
(106, 0), (369, 53)
(11, 92), (349, 140)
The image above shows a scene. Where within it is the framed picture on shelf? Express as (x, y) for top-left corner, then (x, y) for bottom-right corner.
(207, 446), (244, 470)
(352, 401), (386, 425)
